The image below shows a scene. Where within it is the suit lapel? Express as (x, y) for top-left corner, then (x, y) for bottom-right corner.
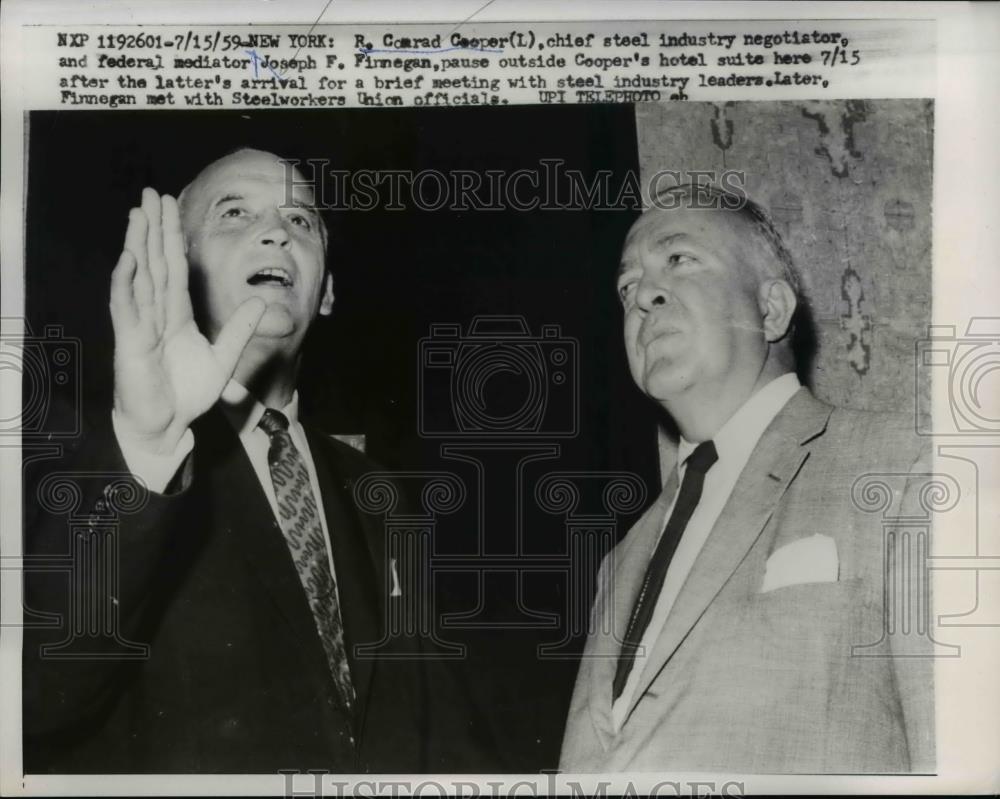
(587, 469), (679, 745)
(621, 389), (834, 726)
(305, 429), (382, 723)
(195, 410), (336, 693)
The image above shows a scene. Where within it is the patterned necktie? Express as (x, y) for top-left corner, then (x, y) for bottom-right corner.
(258, 408), (356, 717)
(613, 440), (718, 701)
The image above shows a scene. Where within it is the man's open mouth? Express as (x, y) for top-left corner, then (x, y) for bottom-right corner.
(247, 267), (293, 287)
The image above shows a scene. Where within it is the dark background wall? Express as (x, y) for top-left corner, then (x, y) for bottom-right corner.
(24, 106), (659, 772)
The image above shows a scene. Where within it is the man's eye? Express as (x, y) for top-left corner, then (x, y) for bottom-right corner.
(221, 207), (246, 219)
(288, 213), (312, 230)
(618, 282), (636, 303)
(668, 253), (695, 266)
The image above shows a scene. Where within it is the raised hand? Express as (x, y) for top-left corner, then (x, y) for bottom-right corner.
(110, 188), (266, 454)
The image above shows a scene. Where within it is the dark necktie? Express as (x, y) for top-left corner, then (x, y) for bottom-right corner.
(612, 440), (718, 701)
(258, 408), (356, 718)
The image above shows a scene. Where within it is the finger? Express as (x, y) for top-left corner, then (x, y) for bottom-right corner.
(132, 253), (155, 311)
(109, 249), (139, 334)
(142, 188), (167, 305)
(123, 206), (148, 275)
(160, 194), (192, 325)
(212, 298), (266, 376)
(125, 206), (155, 313)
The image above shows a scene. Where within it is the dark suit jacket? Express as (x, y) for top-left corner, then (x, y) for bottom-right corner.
(23, 407), (427, 773)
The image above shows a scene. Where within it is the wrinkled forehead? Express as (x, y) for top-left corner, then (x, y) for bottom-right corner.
(618, 208), (759, 286)
(620, 206), (747, 263)
(180, 150), (316, 225)
(623, 208), (747, 248)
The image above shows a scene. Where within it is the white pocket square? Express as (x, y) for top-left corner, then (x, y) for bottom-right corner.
(760, 534), (839, 593)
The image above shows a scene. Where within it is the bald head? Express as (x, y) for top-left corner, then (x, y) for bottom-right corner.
(176, 146), (334, 354)
(178, 148), (327, 250)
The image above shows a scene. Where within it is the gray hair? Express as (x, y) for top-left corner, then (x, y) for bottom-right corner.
(651, 182), (801, 300)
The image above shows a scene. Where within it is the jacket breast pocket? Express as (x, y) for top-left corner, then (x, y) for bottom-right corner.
(743, 577), (876, 659)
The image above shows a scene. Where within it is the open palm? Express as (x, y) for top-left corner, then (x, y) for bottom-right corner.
(111, 189), (265, 454)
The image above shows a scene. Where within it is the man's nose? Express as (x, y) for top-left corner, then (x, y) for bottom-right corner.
(257, 214), (291, 249)
(635, 278), (669, 312)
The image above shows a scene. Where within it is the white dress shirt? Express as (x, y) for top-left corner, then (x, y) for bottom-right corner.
(112, 380), (339, 584)
(611, 372), (802, 730)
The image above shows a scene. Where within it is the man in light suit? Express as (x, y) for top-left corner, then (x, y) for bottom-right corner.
(560, 184), (934, 773)
(23, 149), (431, 772)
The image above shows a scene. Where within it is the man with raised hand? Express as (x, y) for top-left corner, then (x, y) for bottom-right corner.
(24, 149), (427, 773)
(560, 184), (935, 773)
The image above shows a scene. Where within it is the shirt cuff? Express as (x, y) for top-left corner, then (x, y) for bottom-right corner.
(111, 410), (195, 494)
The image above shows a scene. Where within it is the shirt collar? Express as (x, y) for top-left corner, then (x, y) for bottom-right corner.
(677, 372), (801, 470)
(219, 379), (300, 437)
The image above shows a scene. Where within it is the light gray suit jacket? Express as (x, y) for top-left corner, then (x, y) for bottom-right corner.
(560, 388), (935, 773)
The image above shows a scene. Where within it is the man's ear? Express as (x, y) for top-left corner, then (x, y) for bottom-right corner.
(319, 270), (335, 316)
(757, 279), (797, 342)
